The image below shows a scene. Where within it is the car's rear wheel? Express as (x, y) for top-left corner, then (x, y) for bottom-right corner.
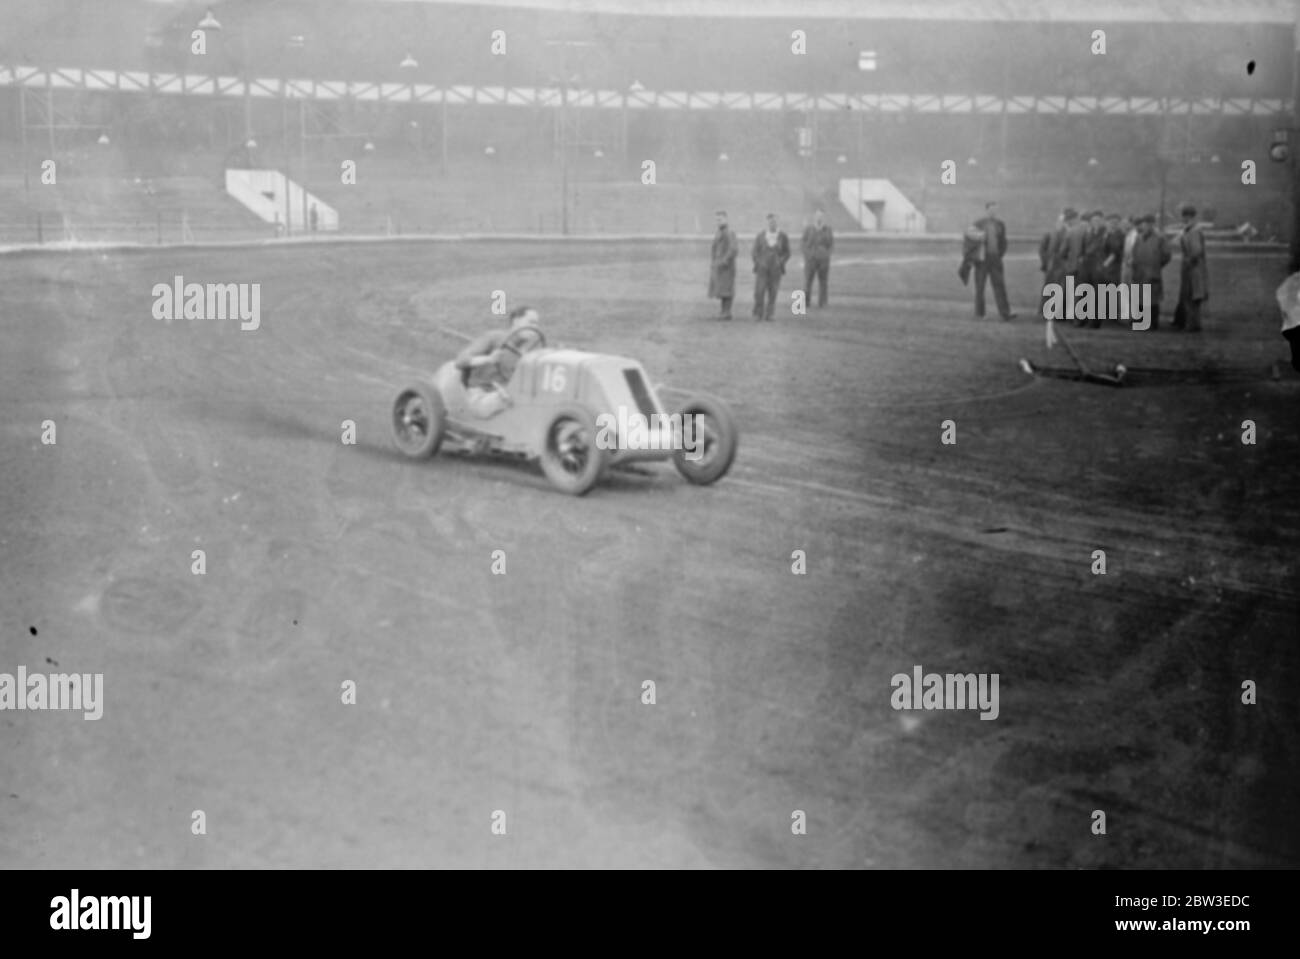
(672, 395), (738, 485)
(392, 384), (445, 458)
(539, 405), (607, 495)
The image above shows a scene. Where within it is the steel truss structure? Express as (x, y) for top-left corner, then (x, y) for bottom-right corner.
(0, 65), (1291, 117)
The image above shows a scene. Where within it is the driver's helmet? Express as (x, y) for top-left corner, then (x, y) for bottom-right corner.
(495, 306), (543, 382)
(502, 306), (543, 353)
(509, 306), (541, 331)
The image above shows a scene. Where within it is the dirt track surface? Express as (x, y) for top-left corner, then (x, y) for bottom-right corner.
(2, 238), (1297, 868)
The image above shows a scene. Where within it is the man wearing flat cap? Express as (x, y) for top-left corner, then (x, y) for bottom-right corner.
(801, 208), (834, 309)
(972, 201), (1015, 321)
(1041, 207), (1082, 319)
(1130, 214), (1171, 329)
(1101, 213), (1127, 287)
(1174, 203), (1208, 332)
(1080, 210), (1107, 292)
(751, 212), (791, 321)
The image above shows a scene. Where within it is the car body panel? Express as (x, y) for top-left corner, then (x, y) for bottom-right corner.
(433, 347), (684, 464)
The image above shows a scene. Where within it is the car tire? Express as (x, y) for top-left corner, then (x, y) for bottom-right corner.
(538, 405), (607, 495)
(672, 395), (738, 485)
(392, 383), (445, 458)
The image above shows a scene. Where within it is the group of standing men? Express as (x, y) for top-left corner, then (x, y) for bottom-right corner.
(704, 199), (1212, 333)
(1038, 203), (1209, 331)
(708, 210), (834, 320)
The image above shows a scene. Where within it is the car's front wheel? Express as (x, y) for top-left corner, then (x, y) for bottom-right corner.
(672, 395), (738, 485)
(539, 405), (607, 495)
(392, 384), (445, 458)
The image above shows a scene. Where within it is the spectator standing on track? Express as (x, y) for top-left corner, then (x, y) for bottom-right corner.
(751, 213), (790, 321)
(961, 221), (984, 286)
(1097, 212), (1128, 327)
(1102, 213), (1126, 285)
(1037, 210), (1061, 309)
(1074, 210), (1109, 328)
(800, 208), (834, 309)
(972, 201), (1015, 321)
(1121, 212), (1139, 286)
(1080, 210), (1107, 288)
(1130, 214), (1171, 330)
(708, 210), (739, 320)
(1174, 203), (1208, 332)
(1042, 207), (1081, 320)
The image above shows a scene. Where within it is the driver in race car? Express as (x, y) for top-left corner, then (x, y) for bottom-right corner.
(454, 305), (544, 418)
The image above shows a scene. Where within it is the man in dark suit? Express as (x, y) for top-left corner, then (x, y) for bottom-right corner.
(800, 208), (834, 308)
(1079, 210), (1107, 294)
(973, 201), (1015, 321)
(708, 210), (739, 320)
(751, 213), (790, 321)
(1042, 207), (1082, 320)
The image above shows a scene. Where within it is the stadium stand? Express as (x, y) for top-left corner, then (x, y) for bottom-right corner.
(0, 0), (1291, 243)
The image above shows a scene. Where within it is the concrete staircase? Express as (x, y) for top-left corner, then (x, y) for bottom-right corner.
(225, 169), (339, 235)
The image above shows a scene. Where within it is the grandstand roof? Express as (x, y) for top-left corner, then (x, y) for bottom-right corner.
(357, 0), (1295, 23)
(1, 1), (1292, 98)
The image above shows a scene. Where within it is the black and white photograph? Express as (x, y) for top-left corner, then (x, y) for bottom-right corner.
(1, 0), (1296, 929)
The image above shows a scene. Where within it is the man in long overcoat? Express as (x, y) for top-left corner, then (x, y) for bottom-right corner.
(708, 210), (739, 320)
(1174, 203), (1208, 332)
(1130, 214), (1171, 329)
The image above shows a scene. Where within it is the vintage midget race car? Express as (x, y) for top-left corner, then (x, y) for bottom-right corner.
(390, 331), (738, 495)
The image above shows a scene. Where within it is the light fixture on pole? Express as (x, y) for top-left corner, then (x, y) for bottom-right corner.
(97, 132), (110, 146)
(198, 9), (222, 31)
(400, 53), (418, 70)
(1270, 129), (1289, 163)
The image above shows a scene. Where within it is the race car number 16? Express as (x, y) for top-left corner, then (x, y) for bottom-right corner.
(541, 365), (567, 393)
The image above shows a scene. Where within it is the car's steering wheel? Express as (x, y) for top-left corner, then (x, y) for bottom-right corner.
(500, 325), (546, 356)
